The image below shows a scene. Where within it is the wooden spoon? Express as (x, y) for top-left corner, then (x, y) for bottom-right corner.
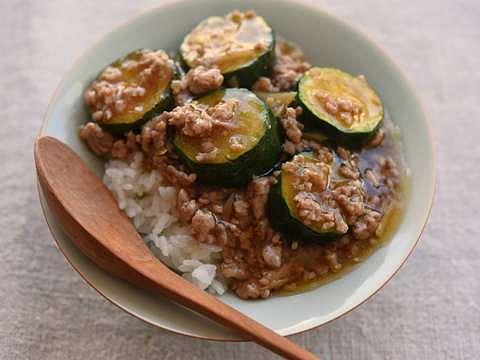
(35, 136), (319, 360)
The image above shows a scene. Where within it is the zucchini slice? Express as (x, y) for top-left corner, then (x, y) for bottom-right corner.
(267, 152), (345, 242)
(254, 91), (297, 117)
(302, 131), (328, 143)
(180, 11), (275, 88)
(173, 88), (282, 187)
(85, 49), (175, 134)
(297, 68), (383, 142)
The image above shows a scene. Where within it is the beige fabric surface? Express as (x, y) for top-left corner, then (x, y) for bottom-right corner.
(1, 0), (479, 359)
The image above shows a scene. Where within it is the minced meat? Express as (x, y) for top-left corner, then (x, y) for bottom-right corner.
(272, 42), (311, 91)
(80, 30), (405, 300)
(79, 122), (113, 156)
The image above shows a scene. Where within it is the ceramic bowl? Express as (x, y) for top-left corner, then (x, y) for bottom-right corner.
(38, 0), (435, 340)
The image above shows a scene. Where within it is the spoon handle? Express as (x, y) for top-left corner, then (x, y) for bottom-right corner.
(36, 136), (320, 360)
(143, 263), (319, 359)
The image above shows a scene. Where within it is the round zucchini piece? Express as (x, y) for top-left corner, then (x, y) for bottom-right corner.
(173, 88), (282, 187)
(267, 152), (344, 243)
(85, 49), (175, 134)
(180, 11), (275, 88)
(297, 68), (383, 142)
(302, 131), (328, 143)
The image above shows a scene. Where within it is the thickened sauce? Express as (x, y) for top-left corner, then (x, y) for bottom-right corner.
(279, 116), (409, 295)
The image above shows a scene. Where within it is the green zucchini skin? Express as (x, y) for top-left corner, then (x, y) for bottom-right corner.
(173, 89), (282, 187)
(180, 11), (276, 89)
(173, 52), (188, 77)
(296, 68), (384, 146)
(87, 49), (175, 135)
(100, 90), (173, 135)
(180, 33), (276, 90)
(301, 130), (328, 143)
(223, 33), (276, 88)
(267, 174), (341, 243)
(297, 96), (382, 147)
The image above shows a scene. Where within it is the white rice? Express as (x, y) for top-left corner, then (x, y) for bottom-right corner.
(103, 152), (226, 294)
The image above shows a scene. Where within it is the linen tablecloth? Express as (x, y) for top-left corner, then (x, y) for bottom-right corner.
(1, 1), (478, 359)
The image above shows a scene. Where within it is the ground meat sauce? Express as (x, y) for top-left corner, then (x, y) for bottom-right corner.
(171, 66), (224, 105)
(80, 23), (407, 299)
(252, 41), (311, 92)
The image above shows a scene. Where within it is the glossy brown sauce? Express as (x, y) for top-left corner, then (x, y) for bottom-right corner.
(279, 182), (407, 295)
(278, 118), (409, 295)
